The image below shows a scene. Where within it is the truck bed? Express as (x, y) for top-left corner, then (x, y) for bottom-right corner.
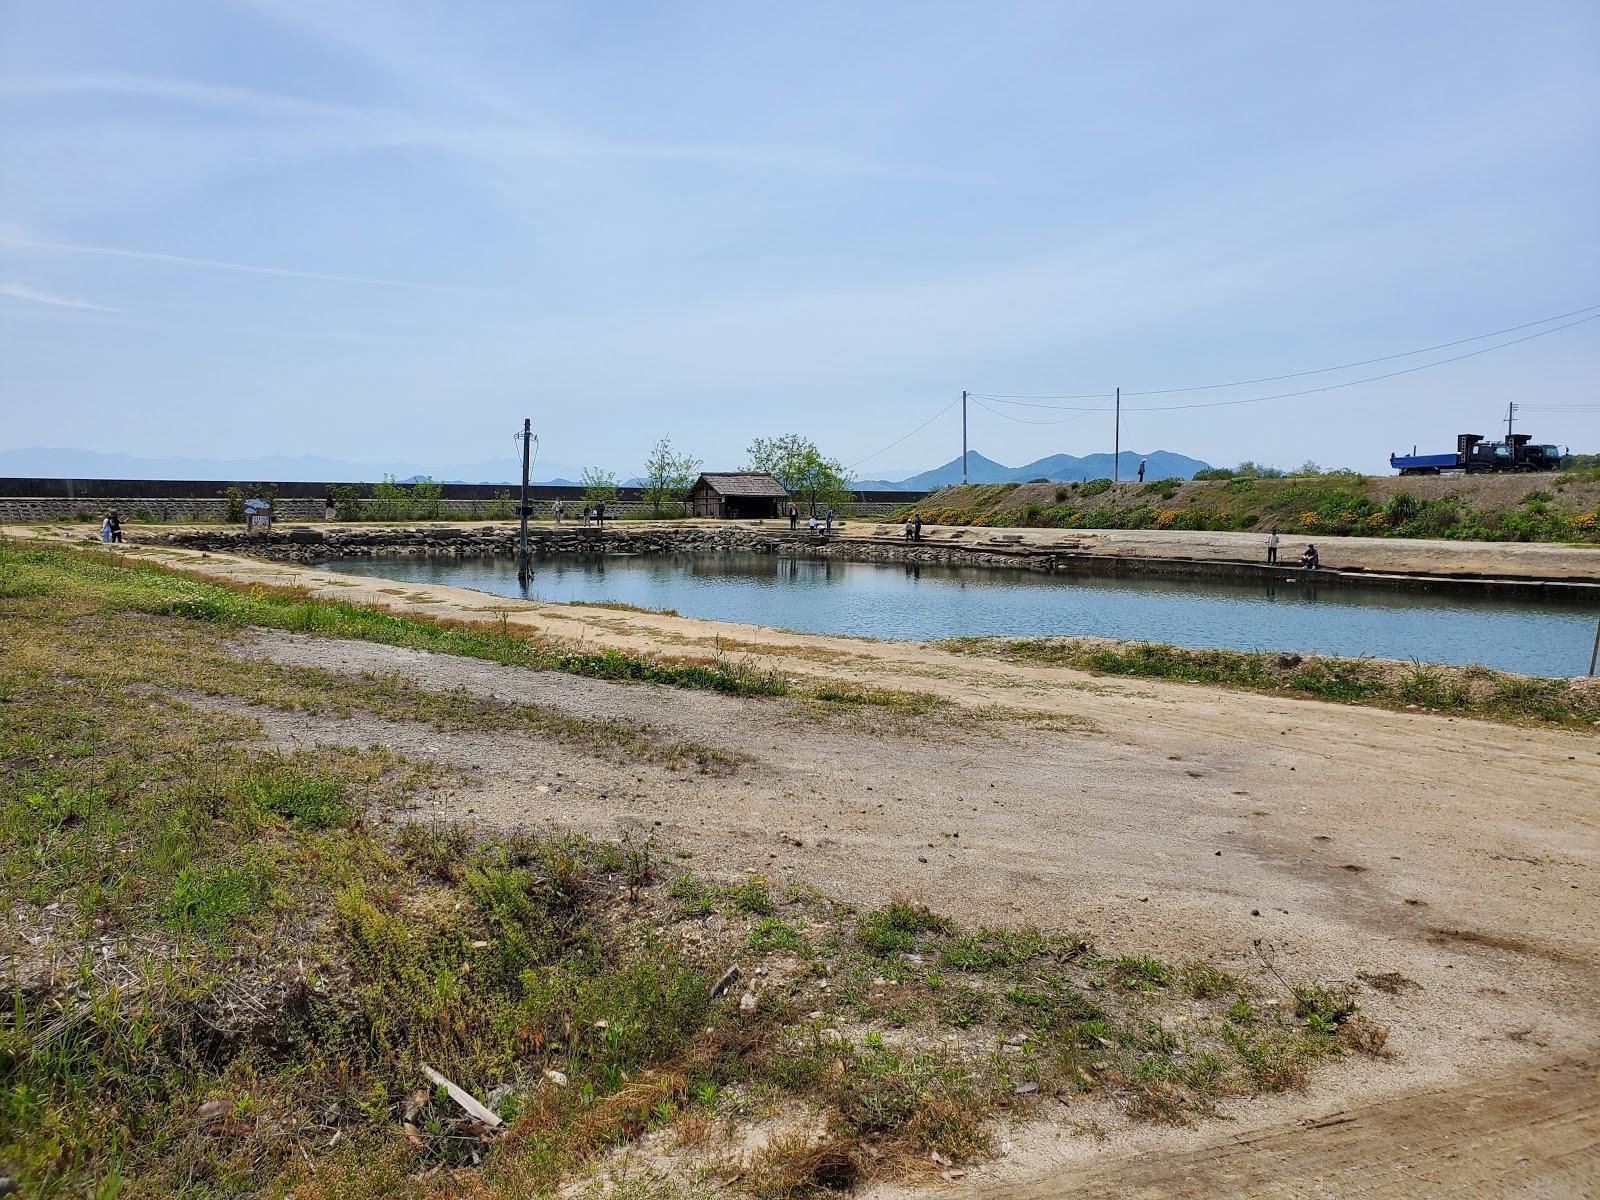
(1389, 452), (1458, 470)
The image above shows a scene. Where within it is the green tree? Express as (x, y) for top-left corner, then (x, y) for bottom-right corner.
(409, 477), (443, 520)
(370, 476), (412, 521)
(580, 467), (619, 511)
(329, 485), (363, 521)
(640, 436), (702, 516)
(745, 434), (854, 516)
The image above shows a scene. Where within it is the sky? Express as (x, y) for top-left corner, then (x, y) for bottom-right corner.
(1, 0), (1597, 479)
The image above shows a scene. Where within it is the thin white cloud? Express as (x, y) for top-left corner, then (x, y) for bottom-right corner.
(5, 72), (995, 186)
(6, 235), (495, 294)
(0, 282), (118, 311)
(0, 73), (353, 121)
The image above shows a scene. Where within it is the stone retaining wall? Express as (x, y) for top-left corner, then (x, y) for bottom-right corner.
(142, 524), (1598, 602)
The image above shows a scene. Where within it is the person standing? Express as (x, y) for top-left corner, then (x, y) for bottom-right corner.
(788, 502), (798, 532)
(1137, 459), (1147, 483)
(323, 493), (336, 521)
(553, 498), (564, 526)
(913, 512), (923, 542)
(108, 509), (123, 543)
(1266, 528), (1279, 565)
(101, 511), (114, 543)
(824, 507), (834, 533)
(595, 498), (606, 529)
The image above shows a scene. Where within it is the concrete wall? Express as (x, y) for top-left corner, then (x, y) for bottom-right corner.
(0, 495), (911, 523)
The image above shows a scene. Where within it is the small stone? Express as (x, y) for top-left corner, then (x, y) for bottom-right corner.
(739, 992), (757, 1012)
(917, 855), (928, 863)
(196, 1099), (228, 1129)
(1013, 1082), (1038, 1095)
(544, 1069), (568, 1087)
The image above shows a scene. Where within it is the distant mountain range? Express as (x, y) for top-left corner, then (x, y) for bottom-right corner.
(1, 446), (1211, 490)
(857, 449), (1212, 489)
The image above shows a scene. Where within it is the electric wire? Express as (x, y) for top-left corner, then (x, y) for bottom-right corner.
(1120, 302), (1600, 396)
(968, 302), (1600, 410)
(969, 311), (1600, 418)
(845, 395), (963, 472)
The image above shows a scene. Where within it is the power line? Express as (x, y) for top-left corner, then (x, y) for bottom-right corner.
(969, 301), (1600, 411)
(968, 389), (1113, 401)
(1128, 311), (1600, 412)
(1122, 302), (1600, 396)
(846, 395), (962, 473)
(971, 396), (1109, 426)
(971, 310), (1600, 416)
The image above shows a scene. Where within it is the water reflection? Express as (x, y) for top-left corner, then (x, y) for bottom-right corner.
(316, 551), (1596, 677)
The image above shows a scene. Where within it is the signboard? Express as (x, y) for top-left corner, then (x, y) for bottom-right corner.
(244, 498), (273, 534)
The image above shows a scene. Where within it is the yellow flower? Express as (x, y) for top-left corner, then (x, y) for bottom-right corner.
(1366, 512), (1388, 527)
(1299, 511), (1319, 527)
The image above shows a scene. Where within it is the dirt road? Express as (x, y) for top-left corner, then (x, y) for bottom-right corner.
(229, 621), (1599, 1199)
(17, 533), (1600, 1195)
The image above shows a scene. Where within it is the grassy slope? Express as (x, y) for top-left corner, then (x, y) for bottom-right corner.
(898, 469), (1600, 542)
(942, 640), (1600, 730)
(1, 542), (1385, 1198)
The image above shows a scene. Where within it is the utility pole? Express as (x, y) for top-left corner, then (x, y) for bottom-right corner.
(1505, 401), (1516, 439)
(962, 390), (968, 485)
(517, 417), (531, 585)
(1113, 387), (1121, 482)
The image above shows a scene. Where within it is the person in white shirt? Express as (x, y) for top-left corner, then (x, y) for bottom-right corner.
(1266, 528), (1280, 565)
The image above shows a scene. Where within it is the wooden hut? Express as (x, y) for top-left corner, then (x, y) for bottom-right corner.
(688, 472), (789, 519)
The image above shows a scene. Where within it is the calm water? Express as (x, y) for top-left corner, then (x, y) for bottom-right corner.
(316, 552), (1599, 677)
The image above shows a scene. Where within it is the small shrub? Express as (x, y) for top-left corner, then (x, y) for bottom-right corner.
(748, 918), (804, 952)
(1112, 955), (1172, 991)
(856, 901), (951, 955)
(1080, 478), (1112, 497)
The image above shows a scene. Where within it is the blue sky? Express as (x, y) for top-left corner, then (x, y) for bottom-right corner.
(2, 0), (1597, 478)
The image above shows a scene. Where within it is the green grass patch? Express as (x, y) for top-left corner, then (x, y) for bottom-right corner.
(943, 636), (1600, 729)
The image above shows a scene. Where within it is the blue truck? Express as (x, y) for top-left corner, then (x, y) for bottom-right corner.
(1391, 433), (1562, 476)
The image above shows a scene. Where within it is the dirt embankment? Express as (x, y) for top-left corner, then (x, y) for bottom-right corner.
(905, 471), (1600, 546)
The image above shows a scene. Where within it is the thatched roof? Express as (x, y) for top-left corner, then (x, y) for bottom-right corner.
(693, 472), (789, 498)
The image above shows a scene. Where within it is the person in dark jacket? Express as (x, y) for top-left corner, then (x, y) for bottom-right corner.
(912, 512), (924, 541)
(1300, 543), (1319, 570)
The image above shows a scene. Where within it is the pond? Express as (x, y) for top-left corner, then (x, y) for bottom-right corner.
(314, 552), (1600, 677)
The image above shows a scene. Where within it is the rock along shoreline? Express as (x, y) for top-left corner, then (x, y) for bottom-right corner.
(146, 523), (1600, 602)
